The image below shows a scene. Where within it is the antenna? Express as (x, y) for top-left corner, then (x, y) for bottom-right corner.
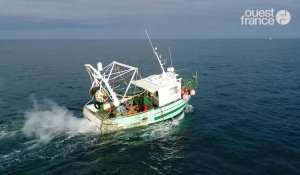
(145, 30), (165, 74)
(145, 30), (155, 51)
(168, 47), (173, 67)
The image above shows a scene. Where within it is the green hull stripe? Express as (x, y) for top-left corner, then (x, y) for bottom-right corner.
(154, 102), (187, 121)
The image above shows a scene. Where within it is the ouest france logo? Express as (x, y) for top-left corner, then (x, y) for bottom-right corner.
(241, 8), (291, 26)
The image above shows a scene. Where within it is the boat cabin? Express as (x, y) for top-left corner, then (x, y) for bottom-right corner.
(133, 70), (181, 107)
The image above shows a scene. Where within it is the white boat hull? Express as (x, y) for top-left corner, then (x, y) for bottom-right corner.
(83, 99), (188, 133)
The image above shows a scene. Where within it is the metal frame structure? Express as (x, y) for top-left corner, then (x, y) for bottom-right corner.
(85, 61), (138, 107)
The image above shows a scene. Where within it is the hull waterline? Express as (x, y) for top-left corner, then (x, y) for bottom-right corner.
(83, 99), (188, 133)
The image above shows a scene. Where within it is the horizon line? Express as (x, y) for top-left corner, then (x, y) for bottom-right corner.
(0, 37), (299, 40)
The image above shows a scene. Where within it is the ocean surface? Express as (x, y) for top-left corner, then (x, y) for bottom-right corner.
(0, 39), (299, 174)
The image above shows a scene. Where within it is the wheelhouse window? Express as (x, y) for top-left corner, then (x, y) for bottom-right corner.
(170, 86), (178, 95)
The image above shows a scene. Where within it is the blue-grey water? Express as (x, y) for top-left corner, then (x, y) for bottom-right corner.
(0, 39), (299, 174)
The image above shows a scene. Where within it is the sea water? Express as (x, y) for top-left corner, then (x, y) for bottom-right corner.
(0, 39), (299, 174)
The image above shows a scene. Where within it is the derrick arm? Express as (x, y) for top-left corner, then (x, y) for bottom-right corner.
(84, 64), (120, 107)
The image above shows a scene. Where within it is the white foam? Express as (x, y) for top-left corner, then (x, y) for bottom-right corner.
(172, 112), (185, 126)
(22, 98), (99, 143)
(140, 112), (185, 140)
(0, 131), (8, 140)
(0, 130), (18, 140)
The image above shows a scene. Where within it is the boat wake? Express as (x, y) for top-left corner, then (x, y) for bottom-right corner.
(1, 100), (187, 172)
(139, 112), (185, 140)
(0, 131), (8, 140)
(22, 99), (99, 143)
(171, 112), (185, 126)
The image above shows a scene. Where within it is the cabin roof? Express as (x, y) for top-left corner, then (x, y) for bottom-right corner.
(133, 73), (179, 93)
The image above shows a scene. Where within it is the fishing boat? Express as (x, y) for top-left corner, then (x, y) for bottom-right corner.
(83, 32), (198, 133)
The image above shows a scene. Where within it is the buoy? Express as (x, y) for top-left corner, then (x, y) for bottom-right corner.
(190, 89), (196, 96)
(182, 94), (189, 101)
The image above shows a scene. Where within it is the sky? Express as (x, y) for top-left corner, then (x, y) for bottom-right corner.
(0, 0), (299, 39)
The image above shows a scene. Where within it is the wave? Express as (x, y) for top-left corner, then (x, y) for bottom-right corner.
(139, 112), (185, 141)
(0, 131), (8, 140)
(22, 98), (99, 143)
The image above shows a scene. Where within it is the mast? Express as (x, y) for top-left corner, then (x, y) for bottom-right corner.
(168, 47), (173, 67)
(145, 30), (166, 75)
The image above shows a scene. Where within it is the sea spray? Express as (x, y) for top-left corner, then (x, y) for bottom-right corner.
(0, 131), (8, 140)
(22, 99), (98, 143)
